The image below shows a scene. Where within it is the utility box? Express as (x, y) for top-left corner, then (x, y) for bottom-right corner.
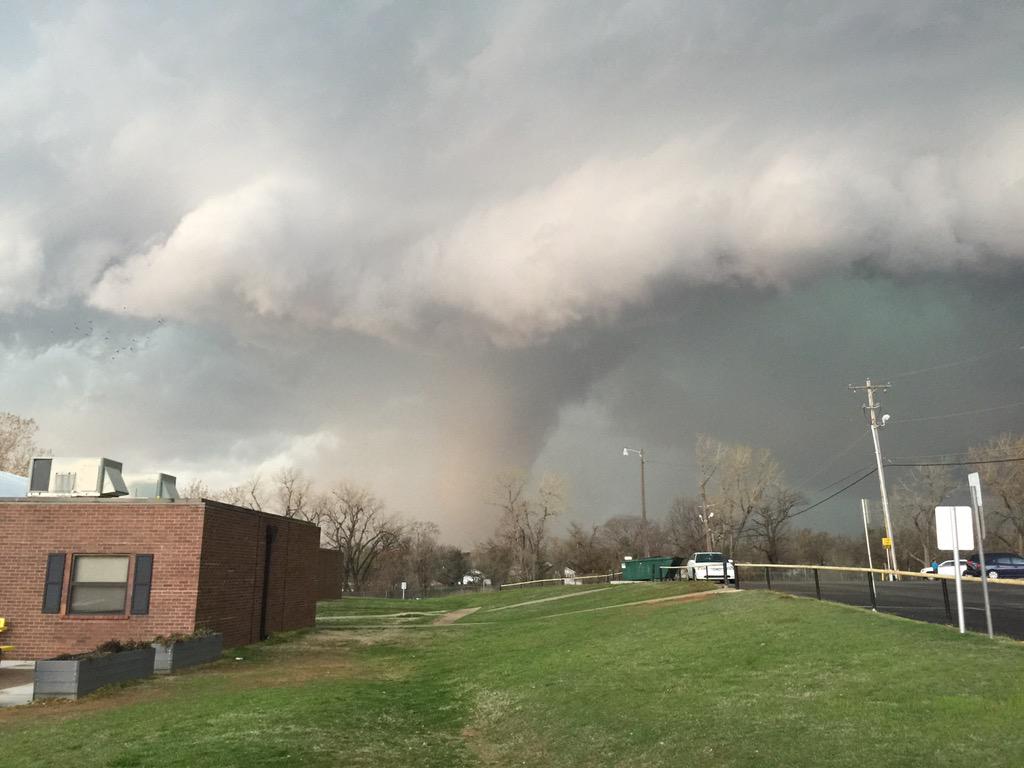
(27, 457), (129, 498)
(621, 556), (684, 581)
(125, 473), (179, 500)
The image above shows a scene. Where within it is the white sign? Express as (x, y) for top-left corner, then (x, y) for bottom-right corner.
(968, 472), (983, 507)
(400, 581), (407, 591)
(935, 506), (974, 552)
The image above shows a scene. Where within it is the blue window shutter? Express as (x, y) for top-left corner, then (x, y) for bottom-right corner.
(131, 555), (154, 615)
(42, 553), (65, 614)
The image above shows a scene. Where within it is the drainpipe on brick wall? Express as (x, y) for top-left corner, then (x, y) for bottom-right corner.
(249, 515), (262, 644)
(280, 522), (290, 630)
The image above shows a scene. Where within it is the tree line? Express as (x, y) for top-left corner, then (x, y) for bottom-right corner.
(475, 432), (1024, 583)
(5, 410), (1024, 590)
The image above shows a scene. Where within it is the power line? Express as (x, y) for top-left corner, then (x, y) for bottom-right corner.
(893, 400), (1024, 424)
(810, 463), (875, 495)
(886, 451), (970, 461)
(644, 458), (698, 470)
(793, 467), (878, 518)
(793, 431), (870, 489)
(886, 455), (1024, 468)
(791, 455), (1024, 519)
(887, 342), (1024, 381)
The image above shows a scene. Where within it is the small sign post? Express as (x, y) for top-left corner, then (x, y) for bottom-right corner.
(968, 473), (994, 638)
(935, 506), (973, 634)
(401, 581), (407, 600)
(860, 500), (876, 595)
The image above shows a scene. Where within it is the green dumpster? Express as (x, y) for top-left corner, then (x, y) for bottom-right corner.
(621, 556), (684, 581)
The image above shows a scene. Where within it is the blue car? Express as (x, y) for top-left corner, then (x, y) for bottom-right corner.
(964, 553), (1024, 579)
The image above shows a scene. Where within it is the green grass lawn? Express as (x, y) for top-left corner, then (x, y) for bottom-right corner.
(2, 584), (1022, 767)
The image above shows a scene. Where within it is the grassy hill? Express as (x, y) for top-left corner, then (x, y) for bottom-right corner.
(2, 583), (1022, 767)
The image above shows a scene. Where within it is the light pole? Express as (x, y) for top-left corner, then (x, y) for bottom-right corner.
(697, 511), (715, 549)
(623, 447), (649, 557)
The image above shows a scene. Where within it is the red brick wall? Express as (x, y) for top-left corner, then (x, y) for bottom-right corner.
(275, 519), (320, 633)
(316, 548), (342, 600)
(194, 502), (320, 648)
(0, 500), (205, 660)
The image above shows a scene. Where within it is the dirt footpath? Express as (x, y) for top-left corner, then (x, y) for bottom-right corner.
(432, 607), (481, 625)
(487, 587), (613, 612)
(538, 587), (737, 620)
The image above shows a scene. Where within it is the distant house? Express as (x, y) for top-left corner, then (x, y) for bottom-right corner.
(461, 569), (491, 586)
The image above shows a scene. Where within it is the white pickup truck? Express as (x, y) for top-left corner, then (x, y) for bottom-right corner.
(686, 552), (735, 582)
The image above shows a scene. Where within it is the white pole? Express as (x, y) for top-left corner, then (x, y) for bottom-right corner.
(968, 477), (994, 638)
(865, 384), (898, 579)
(861, 499), (875, 585)
(950, 508), (966, 634)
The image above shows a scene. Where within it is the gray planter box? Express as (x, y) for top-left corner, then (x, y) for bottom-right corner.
(152, 634), (223, 674)
(34, 647), (156, 701)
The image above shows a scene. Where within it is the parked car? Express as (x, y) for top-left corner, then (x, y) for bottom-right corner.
(686, 552), (735, 582)
(964, 553), (1024, 579)
(919, 559), (969, 579)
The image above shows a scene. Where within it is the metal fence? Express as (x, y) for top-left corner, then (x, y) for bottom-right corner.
(736, 562), (1024, 640)
(499, 572), (623, 590)
(340, 583), (497, 600)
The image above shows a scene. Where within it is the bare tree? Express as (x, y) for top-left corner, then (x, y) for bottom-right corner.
(665, 497), (706, 556)
(556, 522), (616, 574)
(715, 441), (781, 555)
(747, 485), (805, 563)
(891, 465), (956, 567)
(322, 483), (404, 592)
(298, 491), (332, 530)
(491, 471), (566, 581)
(600, 515), (648, 558)
(969, 434), (1024, 551)
(181, 478), (211, 499)
(474, 537), (514, 586)
(436, 546), (470, 586)
(403, 520), (442, 593)
(696, 433), (726, 514)
(273, 467), (311, 518)
(215, 475), (267, 511)
(0, 412), (43, 475)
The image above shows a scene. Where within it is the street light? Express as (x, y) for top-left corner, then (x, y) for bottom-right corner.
(622, 447), (649, 557)
(697, 511), (715, 549)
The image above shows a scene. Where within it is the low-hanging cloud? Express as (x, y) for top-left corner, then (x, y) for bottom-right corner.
(0, 1), (1018, 347)
(87, 131), (1024, 346)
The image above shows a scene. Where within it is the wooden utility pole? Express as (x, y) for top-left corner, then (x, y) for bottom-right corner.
(849, 379), (899, 577)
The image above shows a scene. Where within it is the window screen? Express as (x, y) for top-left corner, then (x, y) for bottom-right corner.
(69, 555), (129, 614)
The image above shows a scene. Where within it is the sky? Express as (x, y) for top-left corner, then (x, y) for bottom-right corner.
(2, 1), (1023, 544)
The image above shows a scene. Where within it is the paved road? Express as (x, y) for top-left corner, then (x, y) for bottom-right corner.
(738, 572), (1024, 639)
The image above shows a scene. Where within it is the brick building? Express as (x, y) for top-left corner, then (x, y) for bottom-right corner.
(0, 498), (321, 659)
(316, 548), (342, 600)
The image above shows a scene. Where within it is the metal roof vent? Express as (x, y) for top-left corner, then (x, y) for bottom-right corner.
(0, 471), (28, 497)
(124, 473), (179, 500)
(28, 457), (130, 498)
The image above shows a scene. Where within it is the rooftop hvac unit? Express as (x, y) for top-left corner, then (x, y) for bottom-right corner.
(28, 457), (129, 498)
(124, 473), (179, 500)
(0, 471), (28, 497)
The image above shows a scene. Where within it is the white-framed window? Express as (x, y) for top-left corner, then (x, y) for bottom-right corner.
(68, 555), (130, 614)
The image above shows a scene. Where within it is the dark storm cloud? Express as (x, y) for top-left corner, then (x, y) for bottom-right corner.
(2, 1), (1023, 539)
